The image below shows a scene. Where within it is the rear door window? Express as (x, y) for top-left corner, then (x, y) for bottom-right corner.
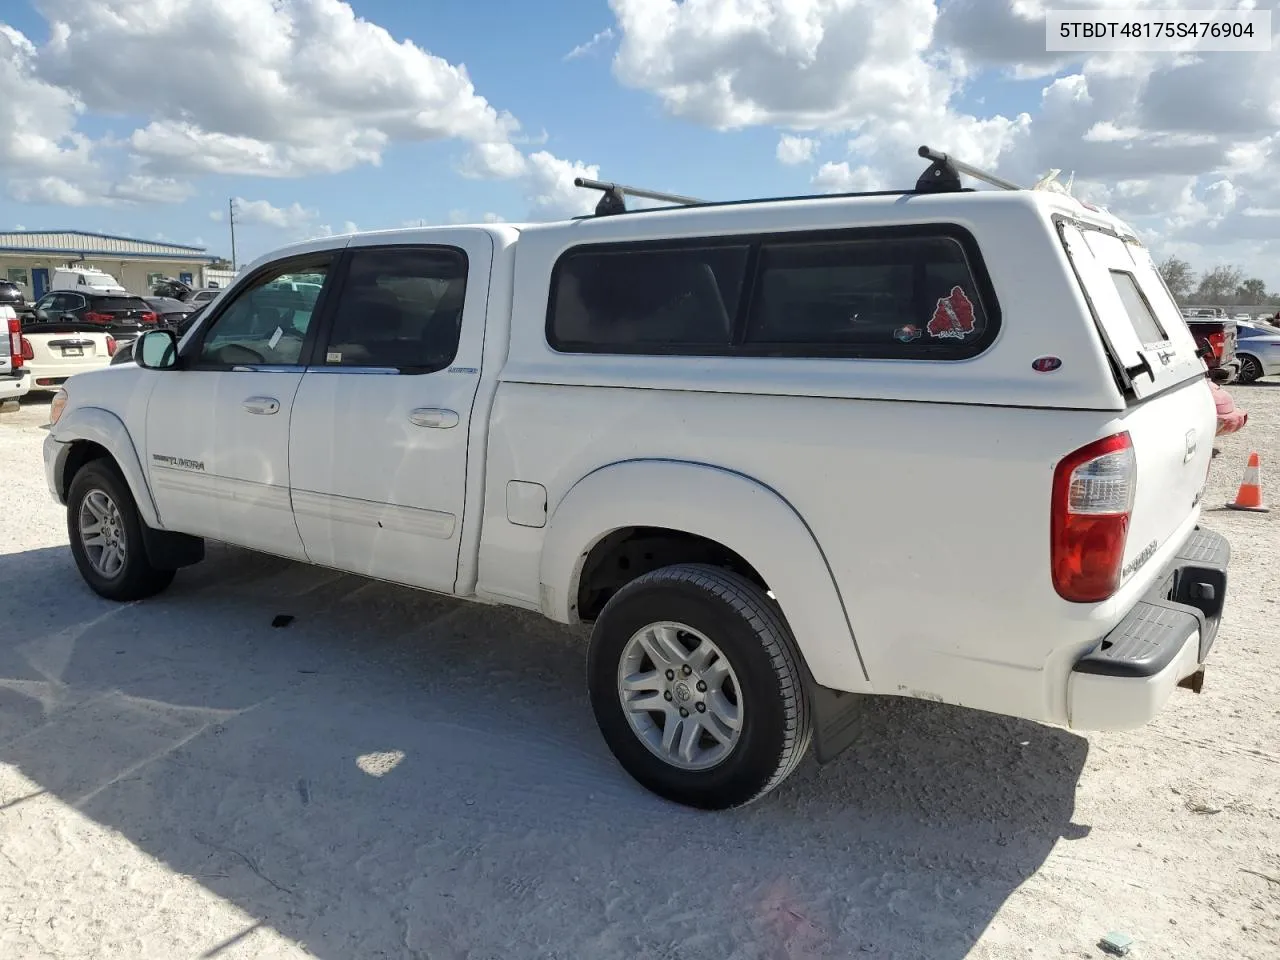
(320, 246), (468, 373)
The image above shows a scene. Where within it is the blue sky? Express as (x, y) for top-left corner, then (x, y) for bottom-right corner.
(0, 0), (1276, 287)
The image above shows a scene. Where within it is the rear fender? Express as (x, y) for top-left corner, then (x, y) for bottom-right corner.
(52, 405), (162, 529)
(538, 458), (872, 696)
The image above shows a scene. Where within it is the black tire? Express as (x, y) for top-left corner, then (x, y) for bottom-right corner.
(67, 459), (176, 602)
(1237, 354), (1262, 384)
(587, 563), (812, 809)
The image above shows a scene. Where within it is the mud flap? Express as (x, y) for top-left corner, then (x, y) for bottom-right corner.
(140, 524), (205, 570)
(809, 683), (865, 764)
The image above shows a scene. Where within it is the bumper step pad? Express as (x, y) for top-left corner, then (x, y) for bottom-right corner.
(1074, 527), (1230, 679)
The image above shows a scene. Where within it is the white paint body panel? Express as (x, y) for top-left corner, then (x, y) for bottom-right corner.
(144, 369), (307, 558)
(288, 229), (496, 593)
(43, 192), (1221, 733)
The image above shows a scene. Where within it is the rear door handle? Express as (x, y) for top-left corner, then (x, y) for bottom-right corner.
(409, 408), (459, 429)
(243, 396), (280, 415)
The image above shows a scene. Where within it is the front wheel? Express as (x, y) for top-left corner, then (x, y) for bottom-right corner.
(587, 563), (812, 809)
(1237, 354), (1263, 384)
(67, 460), (176, 602)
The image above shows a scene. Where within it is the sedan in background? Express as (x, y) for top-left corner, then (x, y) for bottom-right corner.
(110, 302), (207, 365)
(1235, 321), (1280, 384)
(143, 296), (197, 326)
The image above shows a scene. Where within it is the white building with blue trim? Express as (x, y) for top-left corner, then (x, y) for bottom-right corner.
(0, 230), (220, 299)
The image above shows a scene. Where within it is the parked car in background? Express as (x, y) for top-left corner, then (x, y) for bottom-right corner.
(110, 303), (207, 365)
(0, 279), (33, 319)
(1, 305), (31, 407)
(186, 287), (224, 306)
(1185, 316), (1239, 383)
(144, 297), (197, 326)
(17, 320), (116, 392)
(29, 291), (159, 346)
(1234, 321), (1280, 384)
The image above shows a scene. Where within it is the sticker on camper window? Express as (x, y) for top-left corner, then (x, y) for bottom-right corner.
(894, 324), (922, 343)
(268, 326), (283, 350)
(326, 351), (342, 363)
(927, 286), (977, 341)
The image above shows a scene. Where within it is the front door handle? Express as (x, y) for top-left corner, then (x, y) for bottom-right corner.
(243, 396), (280, 415)
(409, 408), (459, 429)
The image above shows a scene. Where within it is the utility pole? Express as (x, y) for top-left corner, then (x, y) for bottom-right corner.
(228, 197), (238, 271)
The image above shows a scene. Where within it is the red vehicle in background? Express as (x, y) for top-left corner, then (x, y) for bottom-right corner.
(1185, 314), (1239, 384)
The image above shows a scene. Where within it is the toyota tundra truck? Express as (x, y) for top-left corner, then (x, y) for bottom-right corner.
(41, 150), (1231, 809)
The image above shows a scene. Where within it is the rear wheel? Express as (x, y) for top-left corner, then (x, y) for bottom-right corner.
(1237, 354), (1263, 384)
(587, 563), (812, 809)
(67, 460), (175, 601)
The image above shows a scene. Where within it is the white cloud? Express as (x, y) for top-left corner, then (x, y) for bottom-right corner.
(564, 27), (615, 61)
(811, 161), (884, 193)
(523, 150), (602, 219)
(457, 141), (528, 180)
(232, 197), (318, 229)
(7, 176), (95, 206)
(776, 135), (818, 165)
(0, 26), (93, 179)
(35, 0), (518, 179)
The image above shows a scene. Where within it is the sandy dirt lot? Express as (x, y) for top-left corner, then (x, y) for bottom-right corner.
(1, 384), (1277, 960)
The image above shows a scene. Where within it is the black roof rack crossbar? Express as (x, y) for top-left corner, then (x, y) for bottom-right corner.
(574, 177), (705, 216)
(916, 145), (1022, 193)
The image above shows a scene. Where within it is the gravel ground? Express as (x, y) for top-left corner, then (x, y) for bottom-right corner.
(1, 384), (1277, 960)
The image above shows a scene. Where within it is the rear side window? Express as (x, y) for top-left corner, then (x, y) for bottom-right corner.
(747, 236), (992, 355)
(548, 245), (749, 351)
(546, 226), (998, 359)
(1108, 270), (1167, 346)
(322, 246), (468, 373)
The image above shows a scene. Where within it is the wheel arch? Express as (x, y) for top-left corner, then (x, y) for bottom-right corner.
(538, 458), (871, 694)
(52, 406), (162, 529)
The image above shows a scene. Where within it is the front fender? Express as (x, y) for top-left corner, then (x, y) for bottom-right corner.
(49, 405), (162, 529)
(539, 459), (871, 694)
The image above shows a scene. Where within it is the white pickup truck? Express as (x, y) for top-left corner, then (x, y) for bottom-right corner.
(1, 306), (31, 407)
(43, 151), (1231, 809)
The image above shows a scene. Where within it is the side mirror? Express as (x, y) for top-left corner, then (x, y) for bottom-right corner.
(136, 329), (179, 370)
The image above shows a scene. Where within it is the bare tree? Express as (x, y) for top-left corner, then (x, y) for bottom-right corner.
(1157, 256), (1196, 303)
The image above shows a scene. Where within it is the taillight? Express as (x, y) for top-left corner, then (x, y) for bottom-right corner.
(1051, 432), (1136, 603)
(140, 311), (158, 324)
(106, 335), (117, 357)
(21, 336), (33, 361)
(83, 311), (113, 324)
(1207, 331), (1225, 356)
(7, 316), (20, 368)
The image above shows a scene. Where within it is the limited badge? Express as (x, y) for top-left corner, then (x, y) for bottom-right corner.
(927, 286), (977, 340)
(894, 324), (922, 343)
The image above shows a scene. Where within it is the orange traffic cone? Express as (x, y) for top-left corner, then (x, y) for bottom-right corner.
(1227, 452), (1270, 512)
